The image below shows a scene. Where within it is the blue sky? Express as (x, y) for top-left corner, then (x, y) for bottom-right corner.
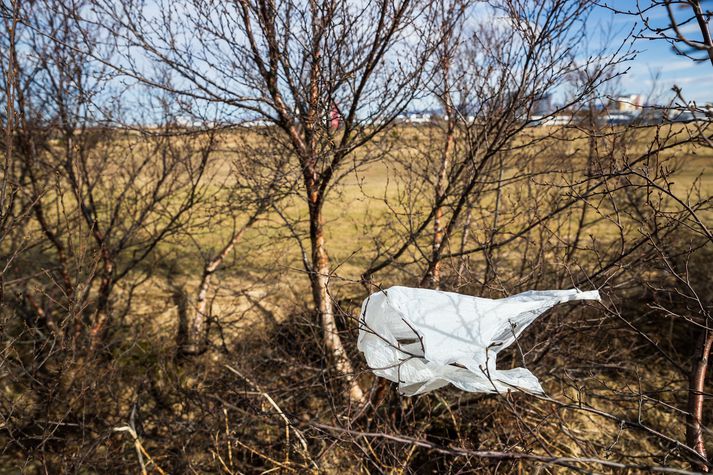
(592, 3), (712, 104)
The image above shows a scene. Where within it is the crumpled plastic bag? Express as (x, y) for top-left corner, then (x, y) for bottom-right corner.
(357, 286), (600, 396)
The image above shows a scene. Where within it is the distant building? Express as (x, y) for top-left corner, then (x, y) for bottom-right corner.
(540, 114), (573, 126)
(528, 114), (572, 127)
(242, 118), (273, 128)
(612, 94), (643, 112)
(603, 113), (632, 125)
(532, 94), (553, 116)
(666, 109), (695, 123)
(397, 110), (438, 124)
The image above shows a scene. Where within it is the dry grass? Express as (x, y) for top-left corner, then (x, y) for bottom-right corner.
(3, 123), (712, 474)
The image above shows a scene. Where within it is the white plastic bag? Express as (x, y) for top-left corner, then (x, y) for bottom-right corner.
(357, 286), (600, 396)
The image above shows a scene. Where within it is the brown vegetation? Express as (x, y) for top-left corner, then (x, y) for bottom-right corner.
(1, 0), (712, 473)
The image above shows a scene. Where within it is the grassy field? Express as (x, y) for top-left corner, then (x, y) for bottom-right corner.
(134, 123), (713, 335)
(31, 123), (711, 324)
(120, 123), (713, 473)
(3, 123), (713, 474)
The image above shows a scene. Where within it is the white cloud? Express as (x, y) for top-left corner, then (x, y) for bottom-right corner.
(657, 60), (698, 73)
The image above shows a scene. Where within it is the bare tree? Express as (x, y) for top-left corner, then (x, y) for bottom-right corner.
(4, 0), (713, 472)
(0, 0), (26, 305)
(4, 0), (214, 349)
(178, 131), (293, 355)
(601, 3), (713, 470)
(605, 0), (713, 66)
(363, 0), (629, 290)
(96, 0), (443, 403)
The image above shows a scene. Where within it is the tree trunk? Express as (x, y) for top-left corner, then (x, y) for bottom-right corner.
(422, 118), (454, 290)
(191, 269), (213, 348)
(89, 257), (114, 351)
(687, 330), (713, 472)
(186, 221), (252, 354)
(422, 38), (455, 290)
(308, 195), (365, 404)
(482, 155), (503, 291)
(456, 203), (473, 288)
